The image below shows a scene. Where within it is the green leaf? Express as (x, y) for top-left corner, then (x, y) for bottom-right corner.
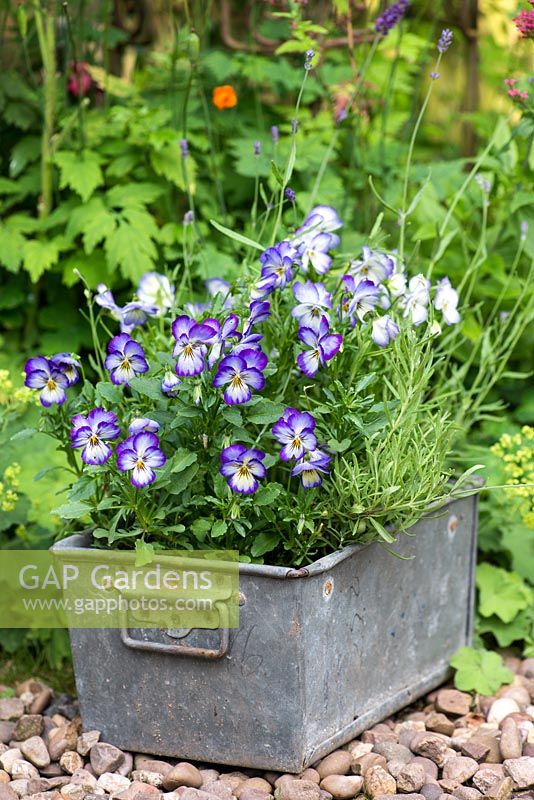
(52, 500), (93, 519)
(251, 530), (280, 557)
(210, 219), (264, 252)
(211, 520), (228, 539)
(10, 428), (36, 441)
(168, 463), (199, 494)
(191, 518), (212, 541)
(221, 407), (243, 426)
(247, 399), (286, 425)
(0, 223), (25, 272)
(129, 376), (163, 401)
(105, 213), (158, 282)
(135, 539), (155, 567)
(171, 449), (198, 473)
(501, 525), (534, 582)
(476, 563), (533, 623)
(54, 150), (104, 202)
(107, 183), (164, 208)
(478, 606), (534, 648)
(67, 197), (117, 253)
(95, 381), (123, 404)
(450, 647), (514, 695)
(254, 483), (282, 506)
(23, 239), (59, 282)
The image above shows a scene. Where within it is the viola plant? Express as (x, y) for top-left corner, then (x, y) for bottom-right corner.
(22, 194), (534, 565)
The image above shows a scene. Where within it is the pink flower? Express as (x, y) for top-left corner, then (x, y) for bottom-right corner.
(68, 62), (92, 97)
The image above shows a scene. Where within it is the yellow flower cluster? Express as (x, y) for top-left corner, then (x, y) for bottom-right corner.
(491, 426), (534, 528)
(0, 369), (35, 408)
(0, 461), (21, 512)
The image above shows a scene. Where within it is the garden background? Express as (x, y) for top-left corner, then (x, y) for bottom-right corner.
(0, 0), (532, 687)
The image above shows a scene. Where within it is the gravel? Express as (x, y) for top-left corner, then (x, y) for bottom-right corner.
(0, 657), (534, 800)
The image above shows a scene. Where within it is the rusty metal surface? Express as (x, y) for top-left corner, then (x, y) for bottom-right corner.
(53, 492), (478, 772)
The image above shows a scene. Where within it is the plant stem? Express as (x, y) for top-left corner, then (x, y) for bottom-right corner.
(34, 0), (57, 221)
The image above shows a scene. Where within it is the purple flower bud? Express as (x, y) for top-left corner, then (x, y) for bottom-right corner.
(437, 28), (453, 53)
(521, 220), (528, 241)
(291, 118), (298, 135)
(180, 138), (188, 158)
(375, 0), (409, 37)
(430, 71), (440, 80)
(183, 210), (194, 225)
(304, 49), (315, 70)
(253, 140), (261, 156)
(285, 187), (296, 202)
(271, 125), (279, 144)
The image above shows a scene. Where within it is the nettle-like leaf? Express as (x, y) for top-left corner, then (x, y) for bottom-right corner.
(54, 150), (104, 203)
(0, 222), (26, 272)
(450, 647), (514, 696)
(105, 208), (159, 282)
(23, 238), (60, 282)
(476, 563), (533, 623)
(478, 605), (534, 649)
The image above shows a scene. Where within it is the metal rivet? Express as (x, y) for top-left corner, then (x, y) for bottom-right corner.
(238, 592), (246, 606)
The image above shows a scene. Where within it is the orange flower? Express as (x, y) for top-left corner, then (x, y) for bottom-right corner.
(212, 85), (238, 110)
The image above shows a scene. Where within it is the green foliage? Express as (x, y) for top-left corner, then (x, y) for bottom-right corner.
(451, 647), (514, 696)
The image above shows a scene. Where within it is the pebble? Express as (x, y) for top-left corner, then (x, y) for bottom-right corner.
(350, 753), (386, 776)
(47, 726), (77, 763)
(130, 771), (164, 788)
(435, 691), (471, 718)
(472, 765), (505, 793)
(298, 770), (319, 785)
(7, 781), (29, 798)
(419, 786), (441, 800)
(29, 692), (53, 718)
(487, 699), (521, 725)
(162, 764), (203, 791)
(19, 739), (50, 770)
(0, 785), (17, 800)
(235, 778), (272, 797)
(11, 761), (40, 780)
(346, 742), (372, 760)
(238, 790), (271, 800)
(69, 769), (96, 790)
(75, 731), (100, 758)
(410, 735), (451, 767)
(395, 763), (426, 793)
(364, 764), (396, 797)
(316, 752), (351, 779)
(373, 743), (412, 764)
(425, 714), (455, 737)
(499, 718), (522, 760)
(59, 784), (84, 800)
(0, 701), (24, 723)
(201, 782), (233, 800)
(0, 749), (23, 774)
(451, 787), (482, 800)
(484, 777), (513, 800)
(95, 771), (131, 794)
(58, 753), (82, 776)
(441, 756), (478, 784)
(13, 719), (44, 743)
(116, 781), (161, 800)
(90, 743), (125, 776)
(318, 775), (362, 799)
(458, 740), (490, 762)
(276, 779), (321, 800)
(502, 756), (534, 788)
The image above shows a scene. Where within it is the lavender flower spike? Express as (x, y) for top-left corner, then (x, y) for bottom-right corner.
(437, 29), (453, 54)
(375, 0), (409, 37)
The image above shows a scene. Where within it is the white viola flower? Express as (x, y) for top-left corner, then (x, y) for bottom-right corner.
(402, 274), (431, 327)
(434, 277), (460, 325)
(372, 315), (400, 348)
(137, 272), (175, 313)
(350, 247), (394, 285)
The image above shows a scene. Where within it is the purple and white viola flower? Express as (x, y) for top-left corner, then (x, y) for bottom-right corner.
(232, 331), (264, 355)
(137, 272), (175, 313)
(295, 205), (343, 237)
(24, 357), (70, 407)
(372, 315), (400, 347)
(105, 334), (149, 385)
(70, 408), (120, 465)
(350, 247), (395, 285)
(272, 408), (317, 461)
(297, 316), (343, 377)
(219, 444), (266, 494)
(94, 284), (122, 320)
(208, 314), (241, 367)
(185, 301), (210, 319)
(297, 232), (340, 275)
(434, 277), (460, 325)
(128, 417), (160, 435)
(116, 432), (166, 487)
(252, 241), (296, 298)
(292, 281), (332, 328)
(161, 371), (181, 396)
(49, 353), (81, 386)
(244, 300), (271, 333)
(291, 448), (331, 489)
(345, 278), (381, 324)
(171, 315), (219, 377)
(402, 275), (431, 326)
(120, 301), (159, 331)
(213, 348), (267, 405)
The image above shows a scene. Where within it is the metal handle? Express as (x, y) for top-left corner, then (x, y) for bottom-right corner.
(120, 600), (230, 660)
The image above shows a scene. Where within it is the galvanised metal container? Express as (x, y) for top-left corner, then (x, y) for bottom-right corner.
(53, 492), (478, 772)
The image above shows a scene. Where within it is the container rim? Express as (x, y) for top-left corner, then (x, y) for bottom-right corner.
(52, 479), (482, 581)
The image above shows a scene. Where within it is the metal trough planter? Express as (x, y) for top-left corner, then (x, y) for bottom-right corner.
(53, 492), (478, 773)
